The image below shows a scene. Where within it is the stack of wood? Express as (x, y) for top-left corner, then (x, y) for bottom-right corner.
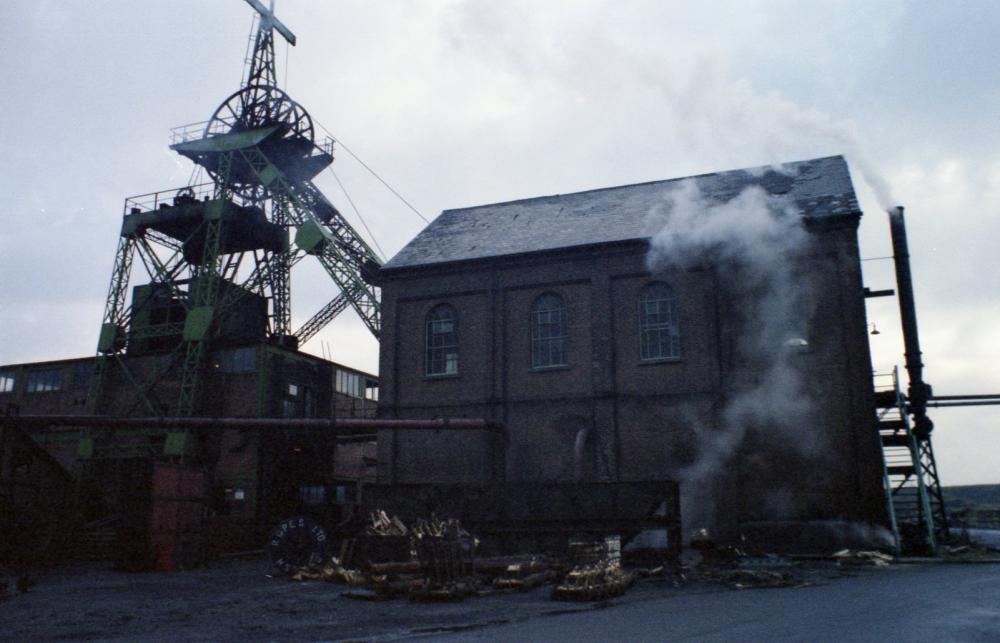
(552, 536), (635, 601)
(491, 557), (557, 591)
(367, 559), (425, 597)
(410, 515), (479, 602)
(366, 510), (409, 537)
(351, 510), (414, 571)
(412, 516), (468, 539)
(343, 511), (417, 596)
(320, 556), (368, 586)
(289, 511), (414, 591)
(303, 511), (482, 601)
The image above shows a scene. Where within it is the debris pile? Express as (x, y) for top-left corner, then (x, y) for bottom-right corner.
(410, 516), (479, 601)
(672, 529), (900, 590)
(552, 536), (635, 601)
(366, 509), (408, 537)
(284, 511), (482, 601)
(942, 543), (1000, 562)
(491, 557), (557, 591)
(277, 519), (914, 601)
(688, 528), (747, 565)
(276, 511), (654, 602)
(832, 549), (894, 567)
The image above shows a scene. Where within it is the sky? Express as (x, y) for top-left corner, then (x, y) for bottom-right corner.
(1, 0), (998, 484)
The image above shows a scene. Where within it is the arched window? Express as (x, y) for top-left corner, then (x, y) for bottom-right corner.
(638, 282), (680, 361)
(531, 293), (567, 368)
(425, 304), (458, 376)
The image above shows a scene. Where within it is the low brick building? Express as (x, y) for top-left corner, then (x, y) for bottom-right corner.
(375, 156), (887, 542)
(0, 348), (377, 545)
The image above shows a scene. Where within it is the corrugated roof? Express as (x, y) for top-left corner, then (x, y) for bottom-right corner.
(382, 155), (859, 271)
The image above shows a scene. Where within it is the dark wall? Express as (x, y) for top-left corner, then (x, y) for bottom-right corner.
(0, 358), (93, 415)
(0, 347), (372, 527)
(0, 421), (74, 565)
(378, 220), (886, 536)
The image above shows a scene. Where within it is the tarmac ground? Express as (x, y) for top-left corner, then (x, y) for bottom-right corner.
(2, 556), (999, 641)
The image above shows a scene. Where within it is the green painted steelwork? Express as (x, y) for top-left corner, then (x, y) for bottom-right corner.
(97, 323), (122, 354)
(294, 218), (332, 254)
(170, 125), (281, 154)
(84, 0), (382, 463)
(182, 307), (215, 342)
(236, 146), (381, 336)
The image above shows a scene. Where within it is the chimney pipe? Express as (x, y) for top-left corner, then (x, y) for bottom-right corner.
(888, 206), (933, 439)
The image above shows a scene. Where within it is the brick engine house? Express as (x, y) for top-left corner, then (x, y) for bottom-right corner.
(375, 155), (887, 545)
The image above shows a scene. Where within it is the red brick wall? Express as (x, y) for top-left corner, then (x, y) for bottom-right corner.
(378, 222), (886, 535)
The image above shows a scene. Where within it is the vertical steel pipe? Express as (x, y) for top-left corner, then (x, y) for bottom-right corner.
(889, 206), (934, 438)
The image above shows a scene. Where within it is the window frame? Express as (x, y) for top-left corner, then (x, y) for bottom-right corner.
(214, 346), (257, 374)
(335, 369), (364, 398)
(26, 368), (63, 393)
(530, 292), (569, 370)
(638, 282), (681, 362)
(0, 371), (15, 394)
(425, 304), (459, 377)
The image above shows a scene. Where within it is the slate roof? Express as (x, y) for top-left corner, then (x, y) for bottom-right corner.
(382, 155), (859, 271)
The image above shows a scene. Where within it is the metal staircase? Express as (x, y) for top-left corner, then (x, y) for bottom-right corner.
(874, 367), (947, 554)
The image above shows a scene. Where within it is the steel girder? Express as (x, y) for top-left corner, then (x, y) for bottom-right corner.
(237, 146), (381, 337)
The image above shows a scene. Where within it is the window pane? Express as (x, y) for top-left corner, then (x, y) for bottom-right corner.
(0, 372), (15, 393)
(26, 368), (62, 393)
(639, 283), (680, 360)
(531, 293), (567, 368)
(214, 347), (256, 373)
(236, 347), (255, 372)
(426, 304), (459, 375)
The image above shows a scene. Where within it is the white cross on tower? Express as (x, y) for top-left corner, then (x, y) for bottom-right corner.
(244, 0), (296, 46)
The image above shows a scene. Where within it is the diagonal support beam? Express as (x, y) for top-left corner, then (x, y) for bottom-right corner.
(293, 293), (351, 346)
(236, 146), (382, 337)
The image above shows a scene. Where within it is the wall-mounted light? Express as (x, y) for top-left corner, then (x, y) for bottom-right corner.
(869, 323), (881, 336)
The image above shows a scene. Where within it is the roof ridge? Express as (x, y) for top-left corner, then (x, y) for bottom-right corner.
(383, 155), (855, 271)
(441, 155), (846, 214)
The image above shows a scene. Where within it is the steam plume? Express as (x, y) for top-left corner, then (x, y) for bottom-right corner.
(655, 58), (899, 209)
(647, 178), (820, 532)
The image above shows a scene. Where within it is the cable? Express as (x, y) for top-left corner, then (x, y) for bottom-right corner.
(327, 167), (386, 261)
(313, 119), (430, 224)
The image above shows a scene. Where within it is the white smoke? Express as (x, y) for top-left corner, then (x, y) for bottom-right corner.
(445, 8), (901, 209)
(643, 57), (900, 210)
(647, 178), (822, 533)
